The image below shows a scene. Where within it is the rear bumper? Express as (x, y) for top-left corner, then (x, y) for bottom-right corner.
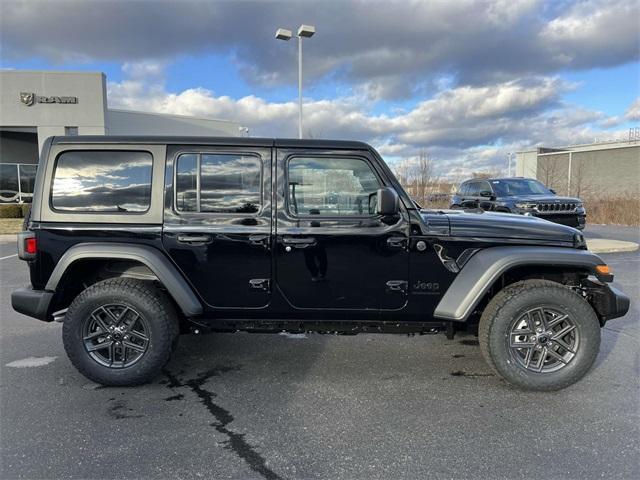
(11, 287), (54, 322)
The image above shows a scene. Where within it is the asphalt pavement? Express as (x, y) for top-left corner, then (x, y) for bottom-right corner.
(1, 225), (638, 479)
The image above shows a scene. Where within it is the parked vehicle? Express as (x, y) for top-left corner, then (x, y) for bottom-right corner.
(450, 177), (586, 229)
(13, 136), (628, 390)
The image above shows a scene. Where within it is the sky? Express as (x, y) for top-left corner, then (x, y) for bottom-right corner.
(1, 0), (639, 179)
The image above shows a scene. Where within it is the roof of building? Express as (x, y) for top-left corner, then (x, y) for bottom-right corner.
(517, 138), (640, 155)
(51, 135), (371, 149)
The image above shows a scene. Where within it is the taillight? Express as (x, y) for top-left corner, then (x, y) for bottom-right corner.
(25, 237), (37, 255)
(17, 231), (37, 260)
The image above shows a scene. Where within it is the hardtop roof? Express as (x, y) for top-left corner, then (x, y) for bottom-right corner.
(51, 135), (371, 150)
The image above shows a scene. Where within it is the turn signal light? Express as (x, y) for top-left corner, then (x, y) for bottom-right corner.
(25, 237), (37, 255)
(595, 265), (610, 275)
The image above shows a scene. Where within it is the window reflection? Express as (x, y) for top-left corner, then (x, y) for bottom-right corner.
(52, 151), (152, 212)
(176, 154), (198, 212)
(175, 153), (261, 214)
(0, 164), (19, 202)
(288, 157), (380, 216)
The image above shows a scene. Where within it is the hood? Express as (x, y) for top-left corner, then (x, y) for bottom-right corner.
(420, 209), (579, 246)
(498, 195), (581, 203)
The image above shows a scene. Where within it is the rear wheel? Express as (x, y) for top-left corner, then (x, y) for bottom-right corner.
(62, 278), (179, 386)
(479, 279), (600, 391)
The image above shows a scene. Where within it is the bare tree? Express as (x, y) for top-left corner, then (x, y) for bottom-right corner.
(415, 150), (434, 205)
(537, 156), (562, 191)
(392, 160), (413, 195)
(471, 169), (502, 179)
(572, 158), (592, 198)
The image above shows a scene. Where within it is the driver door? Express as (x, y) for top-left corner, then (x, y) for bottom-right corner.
(275, 148), (410, 311)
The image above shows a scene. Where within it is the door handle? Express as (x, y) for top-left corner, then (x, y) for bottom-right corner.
(249, 234), (270, 247)
(386, 280), (408, 293)
(282, 237), (317, 249)
(177, 234), (213, 245)
(386, 236), (407, 249)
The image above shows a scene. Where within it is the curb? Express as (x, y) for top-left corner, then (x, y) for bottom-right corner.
(586, 239), (639, 254)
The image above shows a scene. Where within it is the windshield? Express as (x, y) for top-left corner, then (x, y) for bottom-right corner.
(490, 179), (553, 197)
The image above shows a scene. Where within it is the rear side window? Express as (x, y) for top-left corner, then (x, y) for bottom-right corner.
(466, 182), (481, 196)
(175, 153), (261, 214)
(51, 150), (152, 213)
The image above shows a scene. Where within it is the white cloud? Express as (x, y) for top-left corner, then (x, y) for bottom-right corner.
(625, 98), (640, 122)
(2, 0), (638, 99)
(107, 63), (623, 180)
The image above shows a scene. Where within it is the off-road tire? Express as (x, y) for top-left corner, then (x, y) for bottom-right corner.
(479, 279), (600, 391)
(62, 278), (179, 386)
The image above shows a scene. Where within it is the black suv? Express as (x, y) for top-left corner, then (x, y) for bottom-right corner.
(12, 136), (628, 391)
(451, 177), (586, 229)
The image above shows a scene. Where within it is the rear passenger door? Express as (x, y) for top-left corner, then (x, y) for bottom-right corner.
(461, 181), (480, 208)
(162, 145), (272, 309)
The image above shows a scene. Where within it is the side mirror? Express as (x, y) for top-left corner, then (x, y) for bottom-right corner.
(550, 189), (557, 194)
(376, 187), (400, 215)
(479, 190), (493, 198)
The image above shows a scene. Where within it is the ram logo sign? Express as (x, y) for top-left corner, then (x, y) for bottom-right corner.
(20, 92), (78, 106)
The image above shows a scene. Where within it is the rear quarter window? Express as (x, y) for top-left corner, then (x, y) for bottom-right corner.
(51, 150), (153, 213)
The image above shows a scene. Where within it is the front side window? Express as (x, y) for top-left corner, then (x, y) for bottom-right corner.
(477, 181), (492, 194)
(175, 153), (261, 214)
(52, 150), (152, 212)
(287, 156), (381, 216)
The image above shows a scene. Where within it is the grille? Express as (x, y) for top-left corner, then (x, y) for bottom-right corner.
(535, 202), (577, 213)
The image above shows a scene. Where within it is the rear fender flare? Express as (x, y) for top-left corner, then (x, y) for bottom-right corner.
(434, 246), (606, 322)
(46, 243), (202, 317)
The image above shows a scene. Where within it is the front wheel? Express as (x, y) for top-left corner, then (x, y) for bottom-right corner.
(479, 279), (601, 391)
(62, 278), (179, 386)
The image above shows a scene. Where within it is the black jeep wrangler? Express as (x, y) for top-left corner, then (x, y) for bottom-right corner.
(12, 136), (628, 390)
(451, 177), (587, 229)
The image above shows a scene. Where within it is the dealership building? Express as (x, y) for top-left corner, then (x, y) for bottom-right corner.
(0, 70), (242, 203)
(516, 138), (640, 198)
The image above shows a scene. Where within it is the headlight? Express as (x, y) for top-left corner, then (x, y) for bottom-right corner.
(515, 202), (537, 209)
(575, 202), (584, 209)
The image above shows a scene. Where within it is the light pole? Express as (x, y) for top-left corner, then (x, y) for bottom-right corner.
(275, 24), (316, 139)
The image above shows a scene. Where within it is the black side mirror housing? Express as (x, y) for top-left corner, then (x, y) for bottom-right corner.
(376, 187), (400, 215)
(479, 190), (493, 198)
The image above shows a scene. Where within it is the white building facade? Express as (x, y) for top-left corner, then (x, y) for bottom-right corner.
(0, 70), (242, 203)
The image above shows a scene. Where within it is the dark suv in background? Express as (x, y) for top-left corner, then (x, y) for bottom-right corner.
(451, 177), (586, 229)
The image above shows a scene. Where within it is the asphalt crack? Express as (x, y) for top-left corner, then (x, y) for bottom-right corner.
(163, 367), (283, 480)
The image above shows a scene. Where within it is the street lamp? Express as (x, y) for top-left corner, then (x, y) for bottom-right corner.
(275, 24), (316, 139)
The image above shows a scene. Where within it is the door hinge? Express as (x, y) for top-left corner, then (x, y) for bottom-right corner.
(386, 280), (408, 293)
(249, 278), (270, 292)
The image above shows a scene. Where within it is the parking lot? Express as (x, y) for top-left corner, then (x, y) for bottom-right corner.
(1, 225), (638, 480)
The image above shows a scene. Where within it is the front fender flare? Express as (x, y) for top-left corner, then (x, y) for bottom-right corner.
(46, 243), (203, 317)
(434, 246), (606, 322)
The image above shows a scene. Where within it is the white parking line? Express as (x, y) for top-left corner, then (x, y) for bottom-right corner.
(0, 254), (18, 261)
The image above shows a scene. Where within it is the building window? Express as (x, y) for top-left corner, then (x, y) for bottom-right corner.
(175, 153), (261, 214)
(287, 156), (381, 216)
(65, 126), (78, 136)
(51, 150), (152, 212)
(0, 164), (37, 203)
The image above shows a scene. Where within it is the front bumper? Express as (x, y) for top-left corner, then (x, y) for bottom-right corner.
(532, 213), (586, 230)
(11, 287), (54, 322)
(588, 282), (630, 323)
